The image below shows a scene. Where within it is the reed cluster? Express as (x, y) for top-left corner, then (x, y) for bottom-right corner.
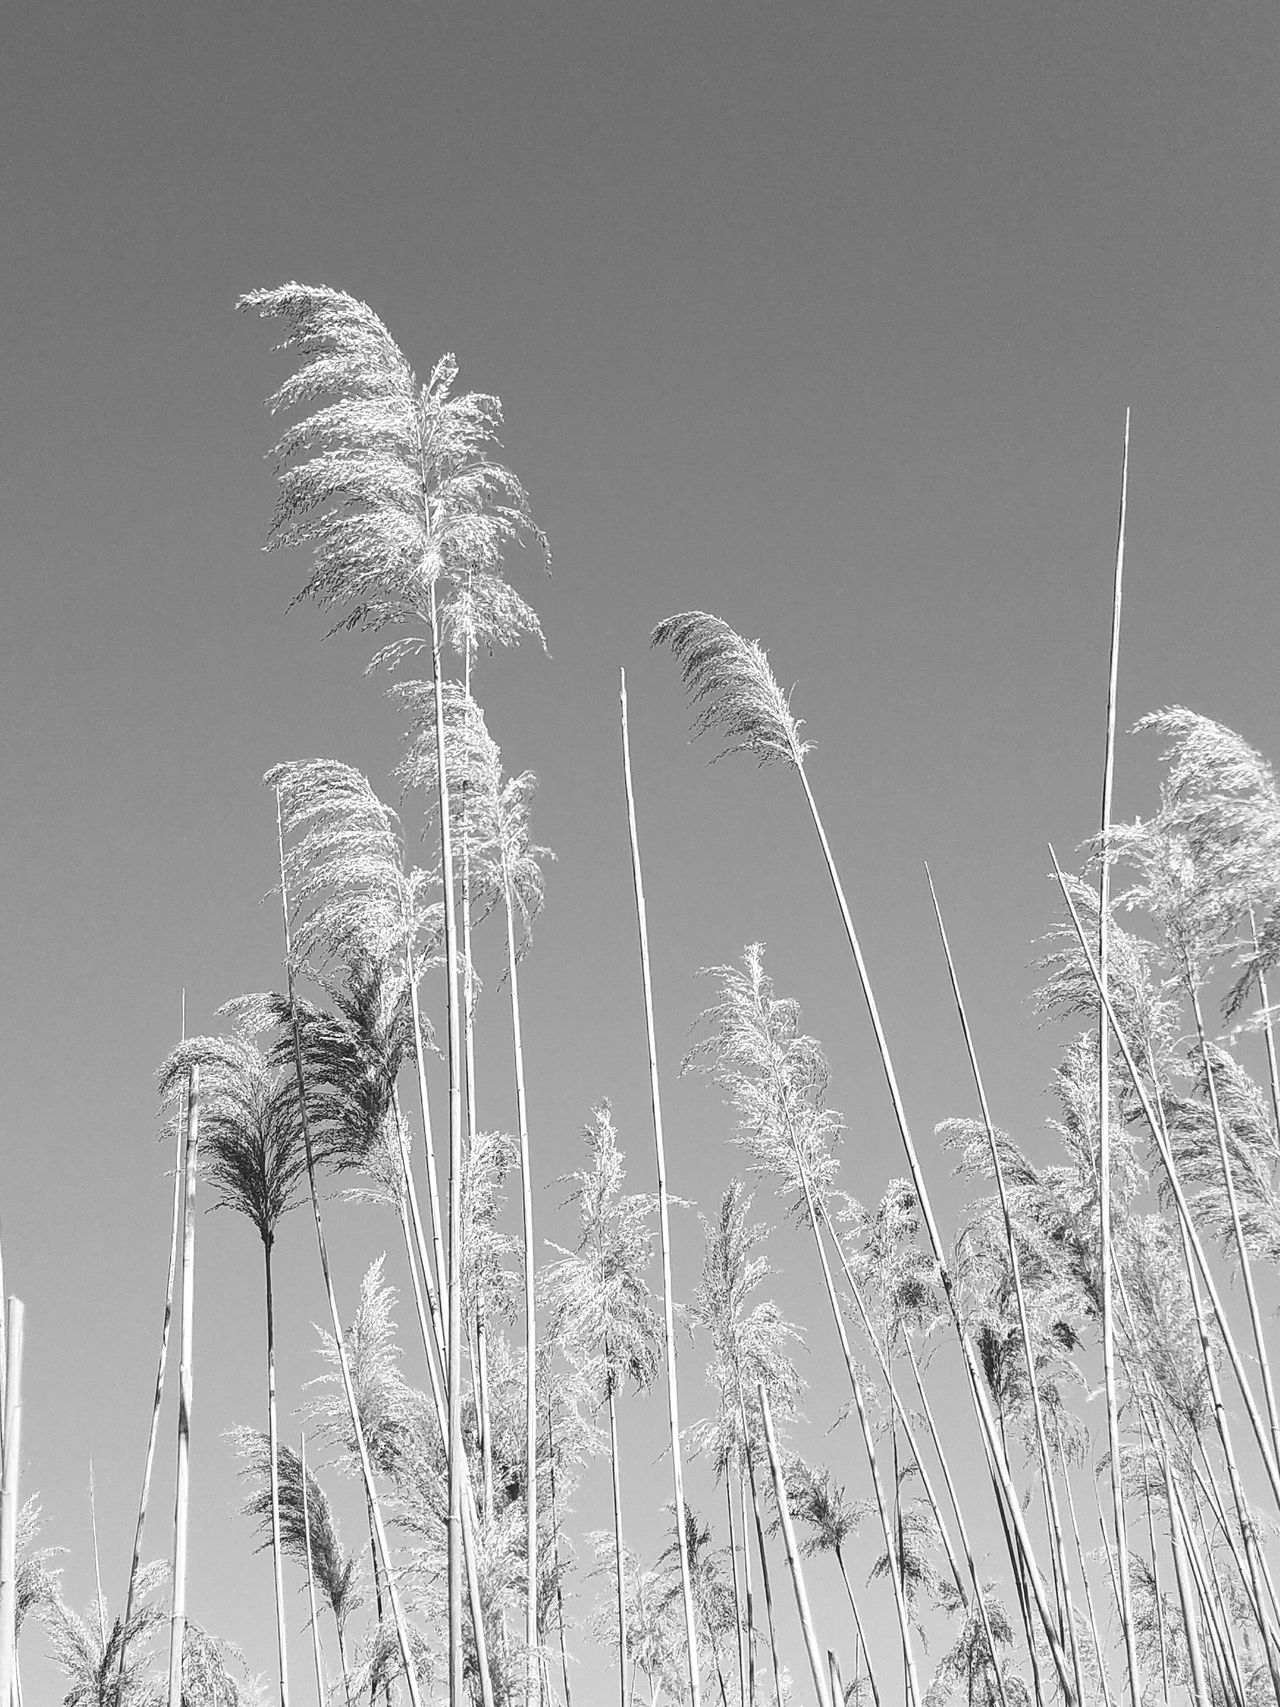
(3, 295), (1278, 1707)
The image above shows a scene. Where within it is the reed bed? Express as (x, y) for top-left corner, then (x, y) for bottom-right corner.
(3, 287), (1279, 1707)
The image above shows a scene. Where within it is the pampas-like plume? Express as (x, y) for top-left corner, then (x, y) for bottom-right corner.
(686, 946), (842, 1222)
(230, 1431), (363, 1640)
(266, 759), (438, 972)
(393, 680), (551, 952)
(43, 1559), (169, 1707)
(240, 284), (545, 654)
(651, 613), (810, 768)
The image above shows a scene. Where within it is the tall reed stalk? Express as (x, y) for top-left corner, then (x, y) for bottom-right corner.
(425, 579), (468, 1705)
(0, 1297), (23, 1707)
(1096, 407), (1142, 1707)
(927, 867), (1085, 1703)
(299, 1433), (327, 1707)
(117, 1093), (185, 1699)
(619, 668), (701, 1706)
(166, 1065), (199, 1707)
(757, 1384), (831, 1707)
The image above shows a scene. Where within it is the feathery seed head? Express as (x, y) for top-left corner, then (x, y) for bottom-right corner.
(652, 611), (811, 768)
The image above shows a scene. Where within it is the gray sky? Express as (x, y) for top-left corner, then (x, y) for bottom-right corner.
(3, 0), (1278, 1697)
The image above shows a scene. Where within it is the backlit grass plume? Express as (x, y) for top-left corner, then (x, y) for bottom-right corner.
(651, 612), (811, 768)
(230, 1431), (363, 1675)
(43, 1560), (169, 1707)
(687, 944), (842, 1220)
(266, 759), (437, 972)
(240, 284), (544, 654)
(394, 681), (551, 952)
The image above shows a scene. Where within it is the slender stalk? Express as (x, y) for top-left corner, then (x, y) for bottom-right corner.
(1096, 408), (1142, 1707)
(299, 1433), (328, 1707)
(794, 1181), (919, 1702)
(367, 1493), (390, 1707)
(832, 1550), (880, 1707)
(619, 668), (701, 1705)
(0, 1232), (6, 1447)
(118, 1025), (186, 1698)
(89, 1463), (106, 1652)
(791, 759), (1075, 1699)
(1189, 983), (1280, 1475)
(1250, 916), (1280, 1145)
(898, 1334), (1007, 1707)
(264, 1241), (291, 1707)
(1189, 1485), (1246, 1706)
(501, 872), (540, 1702)
(166, 1065), (200, 1707)
(393, 1109), (497, 1707)
(1176, 1482), (1239, 1707)
(1138, 1038), (1280, 1687)
(405, 953), (448, 1346)
(608, 1383), (629, 1707)
(461, 634), (496, 1531)
(428, 580), (467, 1707)
(547, 1401), (573, 1707)
(726, 1474), (745, 1707)
(0, 1299), (23, 1707)
(275, 798), (423, 1707)
(1138, 1412), (1169, 1705)
(1060, 1467), (1110, 1707)
(758, 1384), (832, 1707)
(1163, 1449), (1211, 1707)
(742, 1434), (782, 1707)
(926, 868), (1085, 1705)
(761, 1021), (920, 1699)
(1117, 1138), (1280, 1705)
(738, 1469), (757, 1707)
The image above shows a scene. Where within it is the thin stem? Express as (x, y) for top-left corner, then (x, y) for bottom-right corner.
(744, 1442), (783, 1707)
(833, 1550), (881, 1707)
(794, 759), (1075, 1701)
(897, 1333), (1009, 1707)
(166, 1064), (199, 1707)
(738, 1468), (757, 1707)
(608, 1384), (629, 1707)
(299, 1433), (328, 1707)
(926, 866), (1086, 1705)
(619, 669), (701, 1706)
(117, 1102), (183, 1699)
(1097, 406), (1142, 1707)
(726, 1473), (745, 1707)
(0, 1299), (23, 1707)
(501, 874), (540, 1703)
(758, 1384), (831, 1707)
(264, 1242), (291, 1707)
(547, 1401), (573, 1707)
(1189, 983), (1280, 1477)
(89, 1463), (105, 1653)
(394, 1106), (496, 1707)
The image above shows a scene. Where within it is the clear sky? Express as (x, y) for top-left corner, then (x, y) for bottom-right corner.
(2, 0), (1278, 1699)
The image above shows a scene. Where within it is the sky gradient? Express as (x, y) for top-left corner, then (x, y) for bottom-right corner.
(3, 0), (1279, 1699)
